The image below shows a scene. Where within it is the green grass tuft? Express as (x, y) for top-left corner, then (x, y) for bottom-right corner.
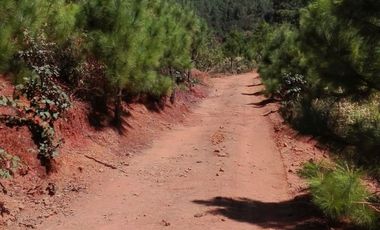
(300, 162), (379, 228)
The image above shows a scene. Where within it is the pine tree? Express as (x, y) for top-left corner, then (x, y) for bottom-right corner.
(0, 0), (41, 72)
(299, 0), (380, 93)
(80, 0), (202, 123)
(258, 24), (303, 94)
(0, 0), (81, 74)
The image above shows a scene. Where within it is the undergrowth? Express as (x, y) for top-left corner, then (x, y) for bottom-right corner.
(0, 31), (70, 173)
(283, 94), (380, 179)
(300, 162), (379, 229)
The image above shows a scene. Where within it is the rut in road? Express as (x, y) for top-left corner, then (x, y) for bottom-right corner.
(37, 72), (316, 230)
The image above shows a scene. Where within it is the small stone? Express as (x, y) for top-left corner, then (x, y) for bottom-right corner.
(196, 161), (202, 164)
(161, 220), (171, 227)
(121, 162), (130, 166)
(219, 168), (225, 172)
(46, 183), (57, 196)
(216, 153), (228, 158)
(194, 213), (204, 218)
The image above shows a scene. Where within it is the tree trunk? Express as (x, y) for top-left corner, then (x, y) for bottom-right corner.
(187, 69), (192, 88)
(114, 87), (122, 126)
(170, 68), (176, 104)
(230, 57), (233, 73)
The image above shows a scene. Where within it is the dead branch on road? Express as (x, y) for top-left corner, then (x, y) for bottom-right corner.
(84, 155), (127, 174)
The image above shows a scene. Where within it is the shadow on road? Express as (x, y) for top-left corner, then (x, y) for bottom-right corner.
(247, 98), (279, 108)
(246, 83), (263, 87)
(193, 195), (329, 230)
(241, 91), (265, 97)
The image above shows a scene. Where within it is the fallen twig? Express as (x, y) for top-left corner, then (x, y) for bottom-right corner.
(84, 155), (127, 174)
(355, 202), (380, 213)
(84, 155), (117, 169)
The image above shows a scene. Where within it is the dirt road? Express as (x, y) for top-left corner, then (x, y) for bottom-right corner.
(35, 72), (314, 230)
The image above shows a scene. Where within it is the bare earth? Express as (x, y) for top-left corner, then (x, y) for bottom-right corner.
(31, 72), (322, 230)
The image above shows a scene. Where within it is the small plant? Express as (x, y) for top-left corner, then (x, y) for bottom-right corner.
(279, 72), (307, 101)
(0, 148), (21, 179)
(300, 162), (379, 228)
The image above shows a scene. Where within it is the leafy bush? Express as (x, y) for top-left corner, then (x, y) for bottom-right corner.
(0, 148), (21, 179)
(300, 162), (379, 228)
(0, 31), (71, 173)
(279, 72), (307, 101)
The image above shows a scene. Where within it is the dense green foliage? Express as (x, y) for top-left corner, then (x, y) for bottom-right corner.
(301, 162), (378, 228)
(300, 0), (380, 93)
(260, 0), (380, 95)
(177, 0), (272, 37)
(270, 0), (312, 24)
(258, 0), (380, 166)
(257, 0), (380, 227)
(178, 0), (313, 36)
(0, 0), (80, 73)
(176, 0), (313, 73)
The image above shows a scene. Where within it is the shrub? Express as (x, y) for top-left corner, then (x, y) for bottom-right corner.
(300, 162), (379, 228)
(0, 31), (71, 173)
(283, 94), (380, 170)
